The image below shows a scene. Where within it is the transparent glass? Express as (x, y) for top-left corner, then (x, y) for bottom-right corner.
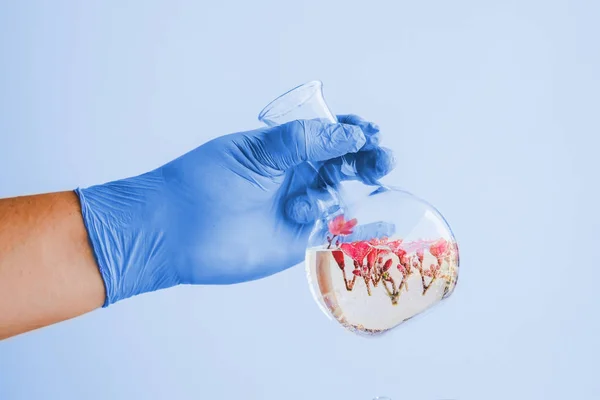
(259, 80), (336, 126)
(304, 185), (459, 337)
(259, 81), (361, 185)
(258, 81), (460, 337)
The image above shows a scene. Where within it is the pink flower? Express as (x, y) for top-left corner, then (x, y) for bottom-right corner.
(397, 263), (407, 274)
(340, 241), (372, 265)
(382, 259), (393, 272)
(328, 215), (357, 236)
(396, 248), (408, 262)
(416, 248), (425, 262)
(402, 239), (432, 253)
(429, 238), (450, 259)
(424, 264), (440, 278)
(332, 250), (345, 270)
(366, 248), (378, 268)
(352, 269), (362, 277)
(387, 240), (404, 253)
(387, 239), (408, 263)
(369, 237), (389, 246)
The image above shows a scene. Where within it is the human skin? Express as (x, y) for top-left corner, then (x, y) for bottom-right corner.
(0, 192), (105, 340)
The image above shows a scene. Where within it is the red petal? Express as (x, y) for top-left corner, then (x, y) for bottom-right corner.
(332, 250), (345, 269)
(366, 248), (377, 267)
(340, 241), (372, 264)
(339, 219), (357, 235)
(430, 238), (449, 258)
(332, 215), (345, 225)
(395, 248), (407, 259)
(327, 215), (346, 236)
(387, 240), (404, 253)
(345, 218), (358, 229)
(383, 259), (393, 271)
(352, 269), (362, 276)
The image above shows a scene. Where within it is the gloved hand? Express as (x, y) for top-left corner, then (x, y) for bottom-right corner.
(75, 115), (396, 306)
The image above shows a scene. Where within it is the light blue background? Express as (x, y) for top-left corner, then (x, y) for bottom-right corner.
(1, 1), (599, 399)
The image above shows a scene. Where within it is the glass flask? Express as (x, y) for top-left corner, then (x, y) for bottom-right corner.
(258, 81), (459, 337)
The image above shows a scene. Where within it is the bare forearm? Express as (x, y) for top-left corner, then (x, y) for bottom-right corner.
(0, 192), (105, 340)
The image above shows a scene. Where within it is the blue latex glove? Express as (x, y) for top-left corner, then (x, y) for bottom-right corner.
(75, 115), (396, 306)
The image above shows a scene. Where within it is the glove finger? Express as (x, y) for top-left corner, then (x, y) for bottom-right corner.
(354, 147), (396, 184)
(314, 147), (396, 188)
(283, 186), (338, 225)
(336, 114), (381, 150)
(261, 119), (366, 171)
(283, 146), (396, 225)
(336, 114), (380, 135)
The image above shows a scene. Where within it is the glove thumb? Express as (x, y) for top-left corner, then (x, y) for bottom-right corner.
(262, 119), (366, 171)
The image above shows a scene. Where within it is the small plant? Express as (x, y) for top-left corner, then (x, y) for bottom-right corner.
(326, 215), (458, 305)
(326, 215), (357, 249)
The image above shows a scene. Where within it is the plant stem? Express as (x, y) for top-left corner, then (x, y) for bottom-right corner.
(382, 279), (393, 298)
(398, 276), (407, 293)
(326, 235), (337, 249)
(413, 259), (428, 294)
(423, 275), (438, 295)
(347, 275), (357, 290)
(341, 268), (350, 290)
(422, 258), (443, 295)
(336, 249), (449, 303)
(389, 276), (398, 294)
(372, 264), (381, 287)
(388, 276), (400, 305)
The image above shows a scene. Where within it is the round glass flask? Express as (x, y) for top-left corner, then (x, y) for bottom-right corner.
(258, 81), (459, 337)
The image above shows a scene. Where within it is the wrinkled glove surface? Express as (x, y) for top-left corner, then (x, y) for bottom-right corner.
(75, 115), (395, 306)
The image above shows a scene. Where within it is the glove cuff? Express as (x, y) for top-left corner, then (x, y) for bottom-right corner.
(75, 186), (120, 307)
(74, 171), (179, 307)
